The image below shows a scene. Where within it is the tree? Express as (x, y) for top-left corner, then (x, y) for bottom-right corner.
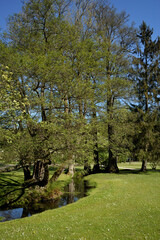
(0, 0), (68, 184)
(131, 21), (160, 171)
(91, 0), (136, 172)
(1, 0), (97, 182)
(2, 0), (159, 184)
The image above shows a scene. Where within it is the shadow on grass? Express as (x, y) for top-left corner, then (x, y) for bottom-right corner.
(118, 169), (140, 174)
(0, 172), (24, 209)
(0, 176), (22, 186)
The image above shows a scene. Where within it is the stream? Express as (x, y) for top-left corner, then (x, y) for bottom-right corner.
(0, 179), (91, 222)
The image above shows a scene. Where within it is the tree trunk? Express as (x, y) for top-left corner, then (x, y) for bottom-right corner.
(79, 100), (90, 174)
(84, 160), (91, 175)
(106, 91), (119, 173)
(68, 163), (75, 177)
(92, 107), (100, 173)
(93, 142), (100, 173)
(106, 121), (119, 173)
(41, 82), (47, 121)
(23, 165), (32, 181)
(50, 165), (66, 182)
(106, 148), (119, 173)
(32, 160), (49, 186)
(33, 161), (43, 181)
(39, 164), (49, 187)
(64, 94), (69, 114)
(141, 160), (147, 172)
(79, 99), (83, 117)
(141, 142), (148, 172)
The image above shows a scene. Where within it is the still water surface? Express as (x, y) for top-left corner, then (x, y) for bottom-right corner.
(0, 179), (90, 222)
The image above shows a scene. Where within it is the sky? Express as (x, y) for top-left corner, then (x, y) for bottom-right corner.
(111, 0), (160, 39)
(0, 0), (160, 39)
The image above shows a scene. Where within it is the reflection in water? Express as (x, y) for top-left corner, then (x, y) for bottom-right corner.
(0, 208), (23, 222)
(0, 179), (91, 222)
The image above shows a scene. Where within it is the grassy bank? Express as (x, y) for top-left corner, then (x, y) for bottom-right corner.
(0, 169), (160, 240)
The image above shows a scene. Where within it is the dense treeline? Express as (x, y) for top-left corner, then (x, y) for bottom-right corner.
(0, 0), (160, 186)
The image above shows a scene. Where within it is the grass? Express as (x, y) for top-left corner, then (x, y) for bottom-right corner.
(0, 170), (24, 206)
(0, 165), (160, 240)
(118, 161), (160, 170)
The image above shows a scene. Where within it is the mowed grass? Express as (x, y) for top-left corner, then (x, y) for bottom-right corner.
(0, 168), (160, 240)
(118, 161), (160, 170)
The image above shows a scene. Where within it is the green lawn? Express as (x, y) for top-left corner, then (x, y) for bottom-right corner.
(0, 168), (160, 240)
(118, 161), (160, 170)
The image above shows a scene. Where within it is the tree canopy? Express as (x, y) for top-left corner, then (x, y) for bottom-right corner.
(0, 0), (160, 185)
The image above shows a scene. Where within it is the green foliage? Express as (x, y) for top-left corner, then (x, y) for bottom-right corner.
(0, 1), (159, 177)
(130, 22), (160, 168)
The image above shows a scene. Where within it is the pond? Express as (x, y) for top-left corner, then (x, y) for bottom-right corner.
(0, 179), (92, 222)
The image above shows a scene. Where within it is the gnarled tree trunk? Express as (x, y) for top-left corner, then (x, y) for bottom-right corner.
(32, 160), (50, 186)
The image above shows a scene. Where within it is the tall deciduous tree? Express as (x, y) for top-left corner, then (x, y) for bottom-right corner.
(91, 0), (136, 172)
(1, 0), (97, 181)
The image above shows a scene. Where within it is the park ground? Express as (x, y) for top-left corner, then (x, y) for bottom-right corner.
(0, 162), (160, 240)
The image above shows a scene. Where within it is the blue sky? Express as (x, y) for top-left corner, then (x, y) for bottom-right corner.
(0, 0), (23, 30)
(111, 0), (160, 39)
(0, 0), (159, 39)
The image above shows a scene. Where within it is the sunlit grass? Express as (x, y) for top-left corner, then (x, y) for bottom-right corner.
(118, 161), (160, 170)
(0, 168), (160, 240)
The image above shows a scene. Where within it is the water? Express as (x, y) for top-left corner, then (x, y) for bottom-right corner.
(0, 179), (91, 222)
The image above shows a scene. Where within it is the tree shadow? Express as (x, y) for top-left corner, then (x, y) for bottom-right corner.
(118, 169), (141, 174)
(0, 178), (22, 187)
(0, 173), (25, 209)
